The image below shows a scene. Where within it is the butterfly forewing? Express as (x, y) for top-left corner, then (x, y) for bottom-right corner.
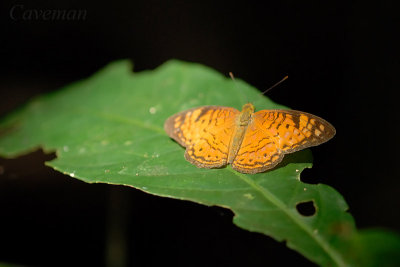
(253, 110), (336, 153)
(164, 106), (239, 168)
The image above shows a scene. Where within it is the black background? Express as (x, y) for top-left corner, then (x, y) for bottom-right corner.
(0, 1), (399, 266)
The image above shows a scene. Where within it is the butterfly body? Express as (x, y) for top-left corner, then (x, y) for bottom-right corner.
(164, 103), (335, 174)
(227, 103), (254, 164)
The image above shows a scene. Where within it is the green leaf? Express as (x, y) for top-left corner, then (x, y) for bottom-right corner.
(1, 60), (399, 266)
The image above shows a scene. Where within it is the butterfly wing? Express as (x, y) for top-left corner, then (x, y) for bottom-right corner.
(164, 106), (240, 168)
(232, 109), (336, 174)
(255, 110), (336, 153)
(231, 120), (284, 174)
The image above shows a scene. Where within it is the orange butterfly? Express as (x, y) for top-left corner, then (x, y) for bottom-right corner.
(164, 103), (335, 174)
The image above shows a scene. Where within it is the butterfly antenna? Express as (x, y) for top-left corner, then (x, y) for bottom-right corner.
(229, 72), (236, 81)
(261, 75), (289, 96)
(229, 72), (249, 103)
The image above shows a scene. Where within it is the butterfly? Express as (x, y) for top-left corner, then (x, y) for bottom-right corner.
(164, 103), (335, 174)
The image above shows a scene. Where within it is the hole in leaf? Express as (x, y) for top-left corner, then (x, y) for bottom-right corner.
(299, 168), (320, 184)
(296, 201), (316, 216)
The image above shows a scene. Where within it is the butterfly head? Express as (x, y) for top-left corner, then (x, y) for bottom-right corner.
(242, 103), (255, 113)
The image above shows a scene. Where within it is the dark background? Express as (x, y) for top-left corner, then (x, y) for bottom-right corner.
(0, 1), (399, 266)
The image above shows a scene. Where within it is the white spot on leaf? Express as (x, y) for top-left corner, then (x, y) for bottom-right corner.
(243, 193), (255, 200)
(149, 107), (157, 114)
(118, 166), (127, 174)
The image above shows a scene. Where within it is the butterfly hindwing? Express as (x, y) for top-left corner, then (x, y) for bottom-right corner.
(231, 121), (284, 174)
